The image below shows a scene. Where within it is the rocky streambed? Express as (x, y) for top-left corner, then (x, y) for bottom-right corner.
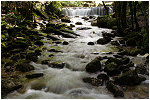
(2, 16), (149, 99)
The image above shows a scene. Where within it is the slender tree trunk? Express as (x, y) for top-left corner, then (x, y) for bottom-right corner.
(121, 1), (127, 29)
(129, 1), (134, 30)
(102, 1), (109, 15)
(134, 1), (139, 31)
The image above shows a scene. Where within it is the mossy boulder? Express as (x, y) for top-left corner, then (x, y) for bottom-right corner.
(85, 57), (102, 73)
(114, 70), (146, 86)
(26, 52), (38, 62)
(97, 38), (111, 45)
(105, 57), (123, 66)
(34, 40), (44, 46)
(106, 81), (124, 97)
(83, 77), (102, 86)
(135, 64), (147, 75)
(111, 41), (120, 46)
(61, 16), (71, 23)
(75, 22), (82, 25)
(26, 73), (44, 79)
(15, 62), (34, 72)
(104, 62), (121, 76)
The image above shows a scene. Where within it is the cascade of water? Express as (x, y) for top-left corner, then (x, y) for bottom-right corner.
(62, 7), (113, 16)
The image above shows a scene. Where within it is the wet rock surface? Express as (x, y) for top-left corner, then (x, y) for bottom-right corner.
(85, 57), (102, 73)
(26, 73), (44, 79)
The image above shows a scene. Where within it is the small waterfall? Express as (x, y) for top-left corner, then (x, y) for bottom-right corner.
(62, 7), (113, 16)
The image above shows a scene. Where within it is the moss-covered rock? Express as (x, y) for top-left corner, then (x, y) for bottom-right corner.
(83, 77), (102, 86)
(104, 62), (121, 76)
(85, 57), (102, 73)
(61, 16), (71, 23)
(75, 22), (82, 25)
(106, 81), (124, 97)
(15, 62), (34, 72)
(114, 70), (146, 86)
(26, 73), (44, 79)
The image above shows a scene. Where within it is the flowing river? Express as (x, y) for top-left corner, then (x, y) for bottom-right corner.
(5, 7), (149, 99)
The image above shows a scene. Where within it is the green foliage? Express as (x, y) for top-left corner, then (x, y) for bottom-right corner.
(60, 1), (82, 7)
(141, 29), (149, 53)
(45, 1), (62, 15)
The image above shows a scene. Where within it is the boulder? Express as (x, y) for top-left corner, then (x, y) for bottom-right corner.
(83, 77), (102, 86)
(82, 17), (89, 20)
(48, 49), (61, 52)
(114, 70), (146, 86)
(63, 41), (69, 45)
(111, 41), (120, 46)
(26, 52), (38, 62)
(48, 62), (66, 69)
(87, 42), (94, 45)
(75, 22), (82, 25)
(102, 32), (115, 39)
(104, 62), (121, 76)
(121, 57), (130, 64)
(61, 17), (71, 23)
(105, 57), (123, 66)
(26, 73), (44, 79)
(85, 57), (102, 73)
(70, 24), (75, 27)
(15, 62), (34, 72)
(97, 38), (111, 45)
(97, 73), (109, 85)
(135, 64), (147, 75)
(34, 40), (44, 46)
(97, 73), (109, 81)
(106, 81), (124, 97)
(41, 60), (49, 64)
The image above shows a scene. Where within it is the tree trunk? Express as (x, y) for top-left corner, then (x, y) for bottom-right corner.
(121, 1), (127, 29)
(129, 1), (134, 30)
(102, 1), (109, 15)
(134, 1), (140, 31)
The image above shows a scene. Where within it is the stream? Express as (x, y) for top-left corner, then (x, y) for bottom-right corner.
(5, 8), (149, 99)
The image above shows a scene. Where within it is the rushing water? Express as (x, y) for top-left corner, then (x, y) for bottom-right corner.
(6, 11), (148, 99)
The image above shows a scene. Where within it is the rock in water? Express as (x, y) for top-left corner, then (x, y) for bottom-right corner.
(75, 22), (82, 25)
(26, 73), (44, 79)
(63, 41), (69, 45)
(15, 62), (34, 72)
(87, 42), (94, 45)
(83, 77), (102, 86)
(104, 62), (121, 76)
(106, 81), (124, 97)
(114, 70), (146, 86)
(85, 57), (102, 73)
